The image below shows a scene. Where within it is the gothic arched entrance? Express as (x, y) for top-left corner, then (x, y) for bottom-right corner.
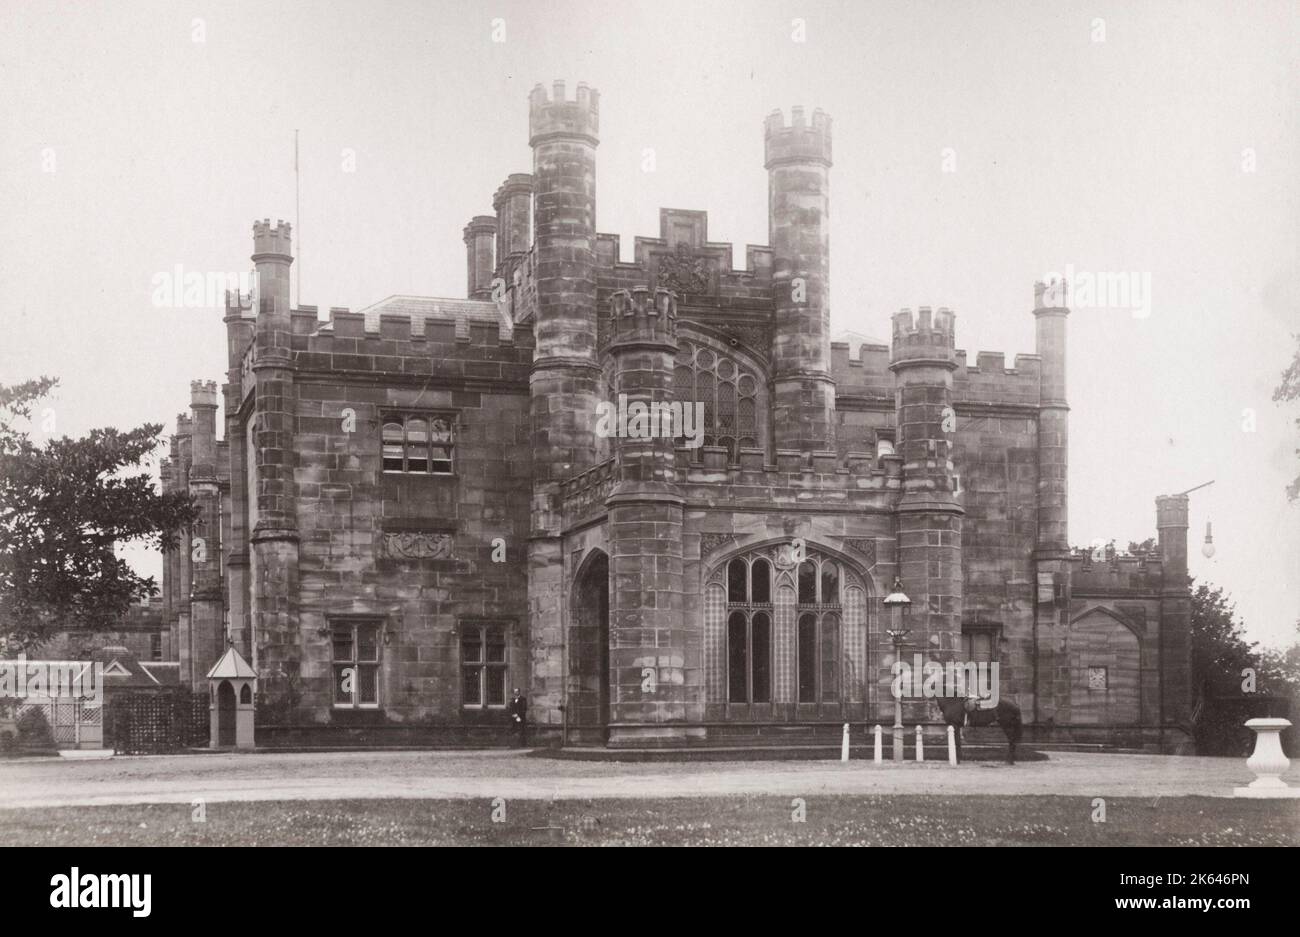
(569, 551), (610, 743)
(216, 680), (237, 746)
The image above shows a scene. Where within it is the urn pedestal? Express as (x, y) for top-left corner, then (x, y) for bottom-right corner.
(1232, 718), (1300, 798)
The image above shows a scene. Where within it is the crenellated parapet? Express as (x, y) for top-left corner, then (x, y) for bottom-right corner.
(251, 219), (292, 261)
(763, 106), (832, 168)
(528, 80), (599, 145)
(608, 286), (676, 344)
(189, 379), (219, 409)
(890, 306), (957, 371)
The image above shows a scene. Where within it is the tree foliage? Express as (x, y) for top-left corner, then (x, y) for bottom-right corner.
(1275, 333), (1300, 502)
(1190, 582), (1258, 697)
(0, 378), (197, 652)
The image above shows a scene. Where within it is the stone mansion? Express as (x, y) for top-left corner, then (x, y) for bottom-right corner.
(160, 81), (1193, 750)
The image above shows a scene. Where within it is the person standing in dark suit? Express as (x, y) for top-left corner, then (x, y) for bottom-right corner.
(507, 687), (528, 747)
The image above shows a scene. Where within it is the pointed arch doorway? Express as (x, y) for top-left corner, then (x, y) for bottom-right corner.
(568, 551), (610, 744)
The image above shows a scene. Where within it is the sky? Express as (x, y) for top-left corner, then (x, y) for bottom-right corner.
(1, 0), (1297, 647)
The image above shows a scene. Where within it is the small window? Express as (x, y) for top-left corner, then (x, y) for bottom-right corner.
(462, 623), (509, 708)
(382, 412), (456, 475)
(961, 629), (999, 664)
(1088, 666), (1108, 690)
(149, 633), (162, 662)
(332, 620), (382, 708)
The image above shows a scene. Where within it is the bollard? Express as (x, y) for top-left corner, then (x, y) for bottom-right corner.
(947, 725), (958, 766)
(841, 722), (850, 762)
(915, 724), (924, 762)
(1233, 718), (1300, 798)
(873, 724), (882, 764)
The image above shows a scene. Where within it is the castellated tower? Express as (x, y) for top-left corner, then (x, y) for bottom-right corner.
(890, 307), (964, 664)
(527, 82), (603, 719)
(604, 288), (687, 740)
(187, 380), (224, 688)
(462, 215), (497, 300)
(249, 220), (300, 686)
(765, 107), (836, 453)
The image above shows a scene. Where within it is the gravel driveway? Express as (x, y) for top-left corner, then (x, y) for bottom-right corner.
(1, 750), (1294, 809)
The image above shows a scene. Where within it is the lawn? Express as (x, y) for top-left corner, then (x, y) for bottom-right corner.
(4, 795), (1297, 846)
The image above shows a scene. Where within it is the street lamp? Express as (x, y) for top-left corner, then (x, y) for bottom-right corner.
(882, 576), (912, 763)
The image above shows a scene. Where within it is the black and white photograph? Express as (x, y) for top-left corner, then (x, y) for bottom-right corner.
(1, 0), (1297, 912)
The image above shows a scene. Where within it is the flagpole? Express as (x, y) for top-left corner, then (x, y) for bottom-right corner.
(295, 129), (300, 309)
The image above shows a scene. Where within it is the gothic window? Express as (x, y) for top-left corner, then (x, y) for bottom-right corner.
(383, 412), (455, 475)
(795, 555), (842, 704)
(674, 339), (764, 463)
(706, 545), (867, 708)
(725, 554), (773, 703)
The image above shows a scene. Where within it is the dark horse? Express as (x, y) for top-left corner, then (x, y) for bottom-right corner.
(934, 697), (1023, 764)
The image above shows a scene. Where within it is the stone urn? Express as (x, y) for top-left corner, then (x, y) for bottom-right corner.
(1233, 718), (1300, 798)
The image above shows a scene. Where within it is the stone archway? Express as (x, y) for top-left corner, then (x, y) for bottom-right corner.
(568, 551), (610, 743)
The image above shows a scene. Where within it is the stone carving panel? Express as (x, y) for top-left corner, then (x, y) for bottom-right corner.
(380, 531), (453, 560)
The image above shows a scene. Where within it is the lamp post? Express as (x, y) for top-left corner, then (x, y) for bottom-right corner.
(883, 576), (913, 763)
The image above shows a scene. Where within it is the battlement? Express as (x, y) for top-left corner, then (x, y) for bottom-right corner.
(224, 286), (256, 318)
(560, 448), (904, 524)
(529, 80), (600, 145)
(1069, 545), (1168, 593)
(763, 107), (832, 168)
(890, 306), (957, 368)
(252, 219), (292, 260)
(189, 380), (219, 408)
(594, 208), (775, 303)
(609, 287), (677, 340)
(1033, 277), (1069, 313)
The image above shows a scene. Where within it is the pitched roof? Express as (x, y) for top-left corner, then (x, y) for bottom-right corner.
(206, 646), (256, 680)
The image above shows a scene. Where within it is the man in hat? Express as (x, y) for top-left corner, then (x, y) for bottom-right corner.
(507, 687), (528, 747)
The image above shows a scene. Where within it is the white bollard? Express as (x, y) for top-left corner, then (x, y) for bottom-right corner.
(841, 722), (850, 762)
(1233, 718), (1300, 798)
(915, 724), (924, 762)
(873, 724), (882, 764)
(947, 725), (958, 766)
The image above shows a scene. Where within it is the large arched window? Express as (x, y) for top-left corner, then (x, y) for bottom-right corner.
(705, 545), (869, 712)
(674, 339), (764, 463)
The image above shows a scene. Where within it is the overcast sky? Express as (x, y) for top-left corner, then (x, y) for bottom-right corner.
(2, 0), (1297, 647)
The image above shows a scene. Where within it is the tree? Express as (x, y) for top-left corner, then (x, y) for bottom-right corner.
(1190, 582), (1258, 697)
(1274, 333), (1300, 502)
(1257, 619), (1300, 698)
(0, 378), (197, 653)
(1127, 537), (1156, 554)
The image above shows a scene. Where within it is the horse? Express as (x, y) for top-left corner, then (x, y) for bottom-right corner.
(933, 696), (1022, 764)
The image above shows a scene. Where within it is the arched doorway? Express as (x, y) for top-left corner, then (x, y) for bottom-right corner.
(216, 680), (237, 746)
(569, 551), (610, 743)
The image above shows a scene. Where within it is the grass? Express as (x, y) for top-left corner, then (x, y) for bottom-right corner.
(3, 795), (1297, 846)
